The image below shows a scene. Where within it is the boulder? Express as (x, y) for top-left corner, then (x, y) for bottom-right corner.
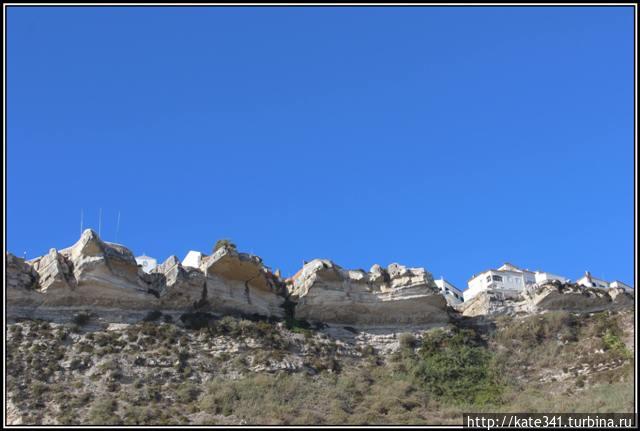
(286, 259), (449, 325)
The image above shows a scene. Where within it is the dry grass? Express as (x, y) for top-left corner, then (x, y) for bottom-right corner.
(5, 310), (635, 425)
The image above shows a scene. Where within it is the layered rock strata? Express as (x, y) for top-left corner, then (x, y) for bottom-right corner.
(6, 230), (285, 320)
(457, 280), (635, 317)
(286, 259), (450, 325)
(6, 233), (634, 325)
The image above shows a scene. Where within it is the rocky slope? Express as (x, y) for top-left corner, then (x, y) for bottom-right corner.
(5, 308), (634, 425)
(5, 234), (636, 425)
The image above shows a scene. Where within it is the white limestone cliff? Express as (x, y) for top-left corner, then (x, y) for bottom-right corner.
(6, 230), (285, 320)
(6, 233), (634, 325)
(286, 259), (450, 325)
(457, 280), (635, 317)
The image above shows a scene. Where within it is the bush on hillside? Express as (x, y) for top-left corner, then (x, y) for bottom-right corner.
(411, 328), (502, 405)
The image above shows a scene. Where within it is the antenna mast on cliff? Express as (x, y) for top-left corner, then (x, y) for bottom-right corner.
(98, 208), (102, 237)
(115, 211), (121, 243)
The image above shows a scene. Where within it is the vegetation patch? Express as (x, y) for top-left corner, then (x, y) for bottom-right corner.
(410, 328), (503, 405)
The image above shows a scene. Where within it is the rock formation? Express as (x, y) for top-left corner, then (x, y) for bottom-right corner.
(25, 230), (158, 309)
(6, 253), (41, 306)
(201, 247), (285, 318)
(6, 232), (634, 325)
(6, 230), (285, 320)
(286, 259), (450, 325)
(457, 280), (635, 317)
(153, 255), (207, 309)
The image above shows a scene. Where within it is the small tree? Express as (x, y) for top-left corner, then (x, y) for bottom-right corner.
(399, 332), (417, 349)
(212, 239), (237, 254)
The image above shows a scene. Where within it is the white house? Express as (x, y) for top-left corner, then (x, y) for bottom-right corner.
(135, 254), (157, 273)
(575, 271), (610, 289)
(610, 280), (634, 291)
(498, 263), (537, 284)
(495, 263), (569, 286)
(182, 250), (205, 269)
(575, 272), (634, 292)
(534, 271), (568, 285)
(434, 278), (464, 305)
(464, 262), (547, 302)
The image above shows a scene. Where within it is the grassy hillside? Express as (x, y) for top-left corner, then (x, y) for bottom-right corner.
(6, 309), (634, 425)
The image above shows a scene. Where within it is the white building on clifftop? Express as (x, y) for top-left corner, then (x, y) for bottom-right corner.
(434, 278), (464, 305)
(576, 272), (634, 292)
(464, 263), (529, 302)
(182, 250), (205, 269)
(464, 262), (569, 302)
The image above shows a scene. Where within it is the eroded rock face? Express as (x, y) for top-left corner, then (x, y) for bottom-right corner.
(29, 248), (75, 292)
(7, 233), (633, 324)
(6, 253), (38, 291)
(6, 253), (42, 306)
(59, 230), (141, 291)
(456, 290), (524, 317)
(22, 230), (157, 309)
(530, 282), (634, 313)
(202, 246), (285, 318)
(457, 281), (635, 317)
(286, 259), (449, 325)
(6, 230), (285, 320)
(153, 256), (207, 309)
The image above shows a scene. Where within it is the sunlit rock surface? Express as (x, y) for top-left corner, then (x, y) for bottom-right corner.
(286, 259), (450, 325)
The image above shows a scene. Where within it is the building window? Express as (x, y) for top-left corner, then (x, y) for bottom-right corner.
(492, 275), (503, 282)
(486, 275), (491, 283)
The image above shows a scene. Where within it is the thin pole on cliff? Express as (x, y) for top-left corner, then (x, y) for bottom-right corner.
(115, 211), (121, 243)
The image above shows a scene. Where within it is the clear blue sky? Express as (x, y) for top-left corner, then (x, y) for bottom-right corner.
(7, 6), (635, 288)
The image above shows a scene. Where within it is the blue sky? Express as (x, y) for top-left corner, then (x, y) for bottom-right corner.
(7, 6), (635, 288)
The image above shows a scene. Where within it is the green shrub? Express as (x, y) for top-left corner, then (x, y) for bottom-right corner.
(175, 383), (200, 403)
(399, 333), (417, 349)
(200, 382), (240, 416)
(213, 239), (237, 253)
(602, 330), (632, 359)
(412, 328), (502, 405)
(87, 397), (119, 425)
(28, 381), (48, 398)
(496, 311), (579, 345)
